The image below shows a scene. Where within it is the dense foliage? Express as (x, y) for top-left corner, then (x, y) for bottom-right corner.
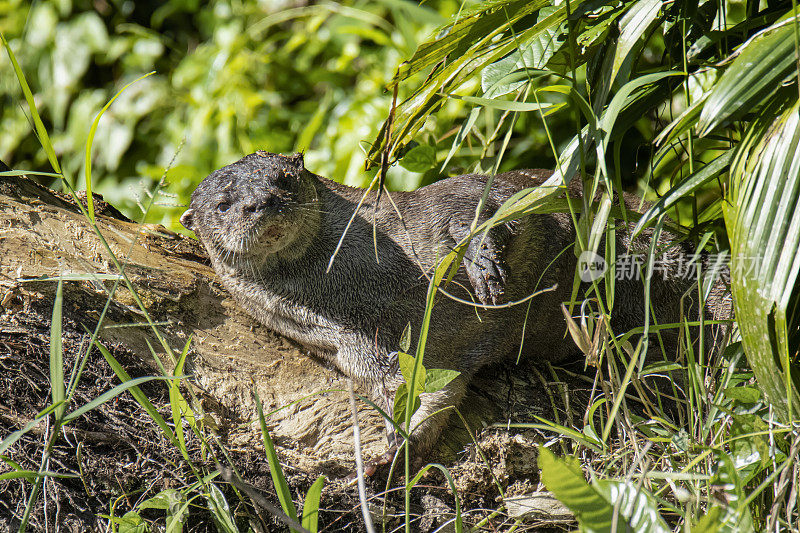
(2, 0), (800, 531)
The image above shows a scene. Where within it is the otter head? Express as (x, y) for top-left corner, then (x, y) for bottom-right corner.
(180, 151), (315, 265)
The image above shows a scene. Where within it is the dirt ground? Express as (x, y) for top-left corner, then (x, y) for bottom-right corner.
(0, 176), (584, 531)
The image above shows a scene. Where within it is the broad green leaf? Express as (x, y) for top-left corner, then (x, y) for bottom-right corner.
(368, 1), (573, 165)
(481, 6), (564, 95)
(301, 475), (325, 533)
(398, 0), (550, 80)
(722, 386), (761, 404)
(594, 480), (670, 533)
(540, 447), (670, 533)
(398, 144), (436, 172)
(116, 511), (147, 533)
(424, 369), (460, 393)
(698, 19), (799, 135)
(538, 447), (615, 530)
(393, 383), (421, 423)
(397, 351), (425, 394)
(139, 488), (182, 510)
(724, 98), (800, 422)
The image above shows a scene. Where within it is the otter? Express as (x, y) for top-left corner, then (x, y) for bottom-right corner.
(180, 151), (716, 455)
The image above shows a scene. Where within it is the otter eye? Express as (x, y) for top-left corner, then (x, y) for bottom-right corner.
(217, 201), (230, 213)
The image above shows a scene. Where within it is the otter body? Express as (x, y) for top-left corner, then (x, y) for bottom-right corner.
(181, 152), (700, 452)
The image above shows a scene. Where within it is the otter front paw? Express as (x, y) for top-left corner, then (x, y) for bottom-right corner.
(464, 239), (508, 305)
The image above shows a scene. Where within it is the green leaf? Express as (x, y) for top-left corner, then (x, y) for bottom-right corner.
(724, 98), (800, 422)
(722, 386), (761, 404)
(694, 452), (755, 532)
(481, 7), (563, 95)
(399, 143), (436, 172)
(0, 469), (77, 481)
(116, 511), (147, 533)
(367, 0), (568, 166)
(393, 383), (421, 423)
(254, 390), (299, 530)
(50, 279), (65, 421)
(610, 0), (663, 82)
(398, 0), (550, 80)
(399, 323), (412, 353)
(138, 490), (175, 510)
(698, 19), (799, 135)
(397, 351), (425, 393)
(205, 483), (239, 533)
(301, 475), (325, 533)
(600, 72), (684, 141)
(539, 447), (616, 530)
(1, 33), (61, 175)
(140, 488), (190, 533)
(62, 375), (179, 423)
(539, 447), (670, 533)
(447, 93), (554, 112)
(424, 369), (459, 393)
(593, 480), (670, 533)
(84, 71), (155, 222)
(633, 151), (733, 236)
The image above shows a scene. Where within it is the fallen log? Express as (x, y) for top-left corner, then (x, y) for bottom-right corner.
(0, 175), (575, 531)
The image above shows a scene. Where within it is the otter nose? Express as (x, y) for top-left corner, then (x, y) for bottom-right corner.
(242, 196), (278, 214)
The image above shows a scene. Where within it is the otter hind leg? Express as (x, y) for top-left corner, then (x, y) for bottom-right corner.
(406, 375), (468, 458)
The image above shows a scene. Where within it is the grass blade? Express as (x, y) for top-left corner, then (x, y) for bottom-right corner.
(301, 475), (325, 533)
(254, 389), (299, 530)
(84, 71), (155, 222)
(50, 279), (65, 420)
(0, 33), (61, 175)
(62, 375), (182, 423)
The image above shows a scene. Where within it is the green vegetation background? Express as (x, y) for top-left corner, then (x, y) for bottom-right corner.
(3, 1), (800, 530)
(1, 0), (654, 228)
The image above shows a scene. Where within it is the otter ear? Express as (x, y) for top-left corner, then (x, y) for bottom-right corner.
(180, 208), (195, 231)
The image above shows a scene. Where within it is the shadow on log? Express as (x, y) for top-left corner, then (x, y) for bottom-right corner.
(0, 176), (581, 531)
